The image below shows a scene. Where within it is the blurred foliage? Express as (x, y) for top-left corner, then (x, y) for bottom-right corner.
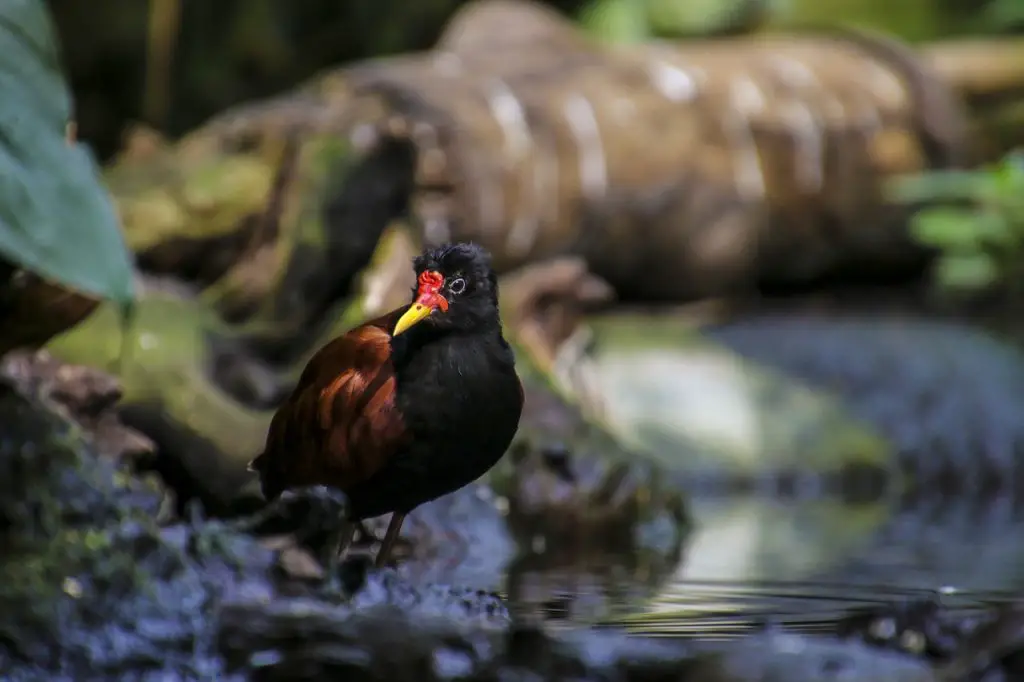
(579, 0), (649, 43)
(767, 0), (962, 42)
(579, 0), (766, 41)
(578, 0), (1018, 43)
(984, 0), (1024, 32)
(890, 150), (1024, 293)
(0, 0), (134, 306)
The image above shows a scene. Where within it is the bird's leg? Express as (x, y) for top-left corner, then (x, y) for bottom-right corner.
(374, 512), (406, 568)
(320, 519), (356, 592)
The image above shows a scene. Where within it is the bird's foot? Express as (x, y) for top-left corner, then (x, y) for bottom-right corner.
(282, 485), (350, 536)
(230, 485), (350, 536)
(317, 554), (373, 598)
(316, 570), (346, 597)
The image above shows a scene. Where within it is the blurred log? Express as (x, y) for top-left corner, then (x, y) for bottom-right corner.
(924, 38), (1024, 103)
(106, 124), (283, 290)
(920, 38), (1024, 159)
(338, 0), (970, 301)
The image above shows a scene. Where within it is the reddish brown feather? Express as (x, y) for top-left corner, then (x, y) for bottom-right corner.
(252, 309), (410, 500)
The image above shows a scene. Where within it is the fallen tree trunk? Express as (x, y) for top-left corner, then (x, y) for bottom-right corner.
(336, 0), (969, 300)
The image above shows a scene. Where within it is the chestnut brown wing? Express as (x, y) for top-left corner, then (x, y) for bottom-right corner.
(250, 310), (409, 501)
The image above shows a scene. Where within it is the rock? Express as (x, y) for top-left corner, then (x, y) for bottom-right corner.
(836, 598), (976, 661)
(0, 350), (154, 464)
(691, 631), (938, 682)
(939, 603), (1024, 680)
(47, 289), (269, 511)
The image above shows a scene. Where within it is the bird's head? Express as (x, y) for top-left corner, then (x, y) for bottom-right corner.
(392, 242), (500, 336)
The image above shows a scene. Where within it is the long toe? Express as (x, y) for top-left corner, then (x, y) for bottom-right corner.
(374, 512), (406, 568)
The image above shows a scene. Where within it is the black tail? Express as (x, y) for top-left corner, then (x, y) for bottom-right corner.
(247, 452), (266, 474)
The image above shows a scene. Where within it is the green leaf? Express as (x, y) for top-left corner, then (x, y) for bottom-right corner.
(990, 151), (1024, 195)
(886, 170), (989, 204)
(0, 0), (135, 305)
(909, 208), (994, 249)
(935, 253), (1000, 291)
(644, 0), (757, 37)
(984, 0), (1024, 30)
(989, 151), (1024, 220)
(973, 210), (1018, 248)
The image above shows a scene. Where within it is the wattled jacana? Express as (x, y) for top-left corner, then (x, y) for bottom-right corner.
(249, 242), (524, 571)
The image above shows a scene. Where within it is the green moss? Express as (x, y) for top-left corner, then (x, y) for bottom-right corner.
(107, 153), (275, 250)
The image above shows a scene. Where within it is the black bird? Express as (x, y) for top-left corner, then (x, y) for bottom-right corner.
(249, 242), (524, 570)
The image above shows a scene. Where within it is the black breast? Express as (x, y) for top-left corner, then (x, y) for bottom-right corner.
(346, 332), (522, 520)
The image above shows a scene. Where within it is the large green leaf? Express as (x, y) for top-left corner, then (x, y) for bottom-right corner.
(0, 0), (135, 305)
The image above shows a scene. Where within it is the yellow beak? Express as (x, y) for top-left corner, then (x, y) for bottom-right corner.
(392, 302), (434, 336)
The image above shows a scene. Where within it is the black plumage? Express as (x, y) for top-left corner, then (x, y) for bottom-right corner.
(249, 242), (524, 569)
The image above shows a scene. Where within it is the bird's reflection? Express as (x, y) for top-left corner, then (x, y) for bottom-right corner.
(501, 532), (686, 626)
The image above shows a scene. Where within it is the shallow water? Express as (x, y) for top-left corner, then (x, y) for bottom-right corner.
(397, 489), (1024, 636)
(579, 314), (1024, 636)
(621, 491), (1024, 634)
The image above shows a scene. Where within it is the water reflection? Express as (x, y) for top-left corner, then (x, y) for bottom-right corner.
(501, 542), (680, 624)
(630, 492), (1024, 634)
(402, 489), (1024, 634)
(830, 491), (1024, 591)
(667, 496), (893, 587)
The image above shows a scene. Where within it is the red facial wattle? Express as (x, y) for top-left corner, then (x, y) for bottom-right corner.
(415, 270), (449, 312)
(392, 270), (450, 336)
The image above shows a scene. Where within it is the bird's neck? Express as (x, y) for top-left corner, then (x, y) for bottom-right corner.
(389, 322), (512, 373)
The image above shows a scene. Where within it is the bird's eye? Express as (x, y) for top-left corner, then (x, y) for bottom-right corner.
(448, 277), (466, 295)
